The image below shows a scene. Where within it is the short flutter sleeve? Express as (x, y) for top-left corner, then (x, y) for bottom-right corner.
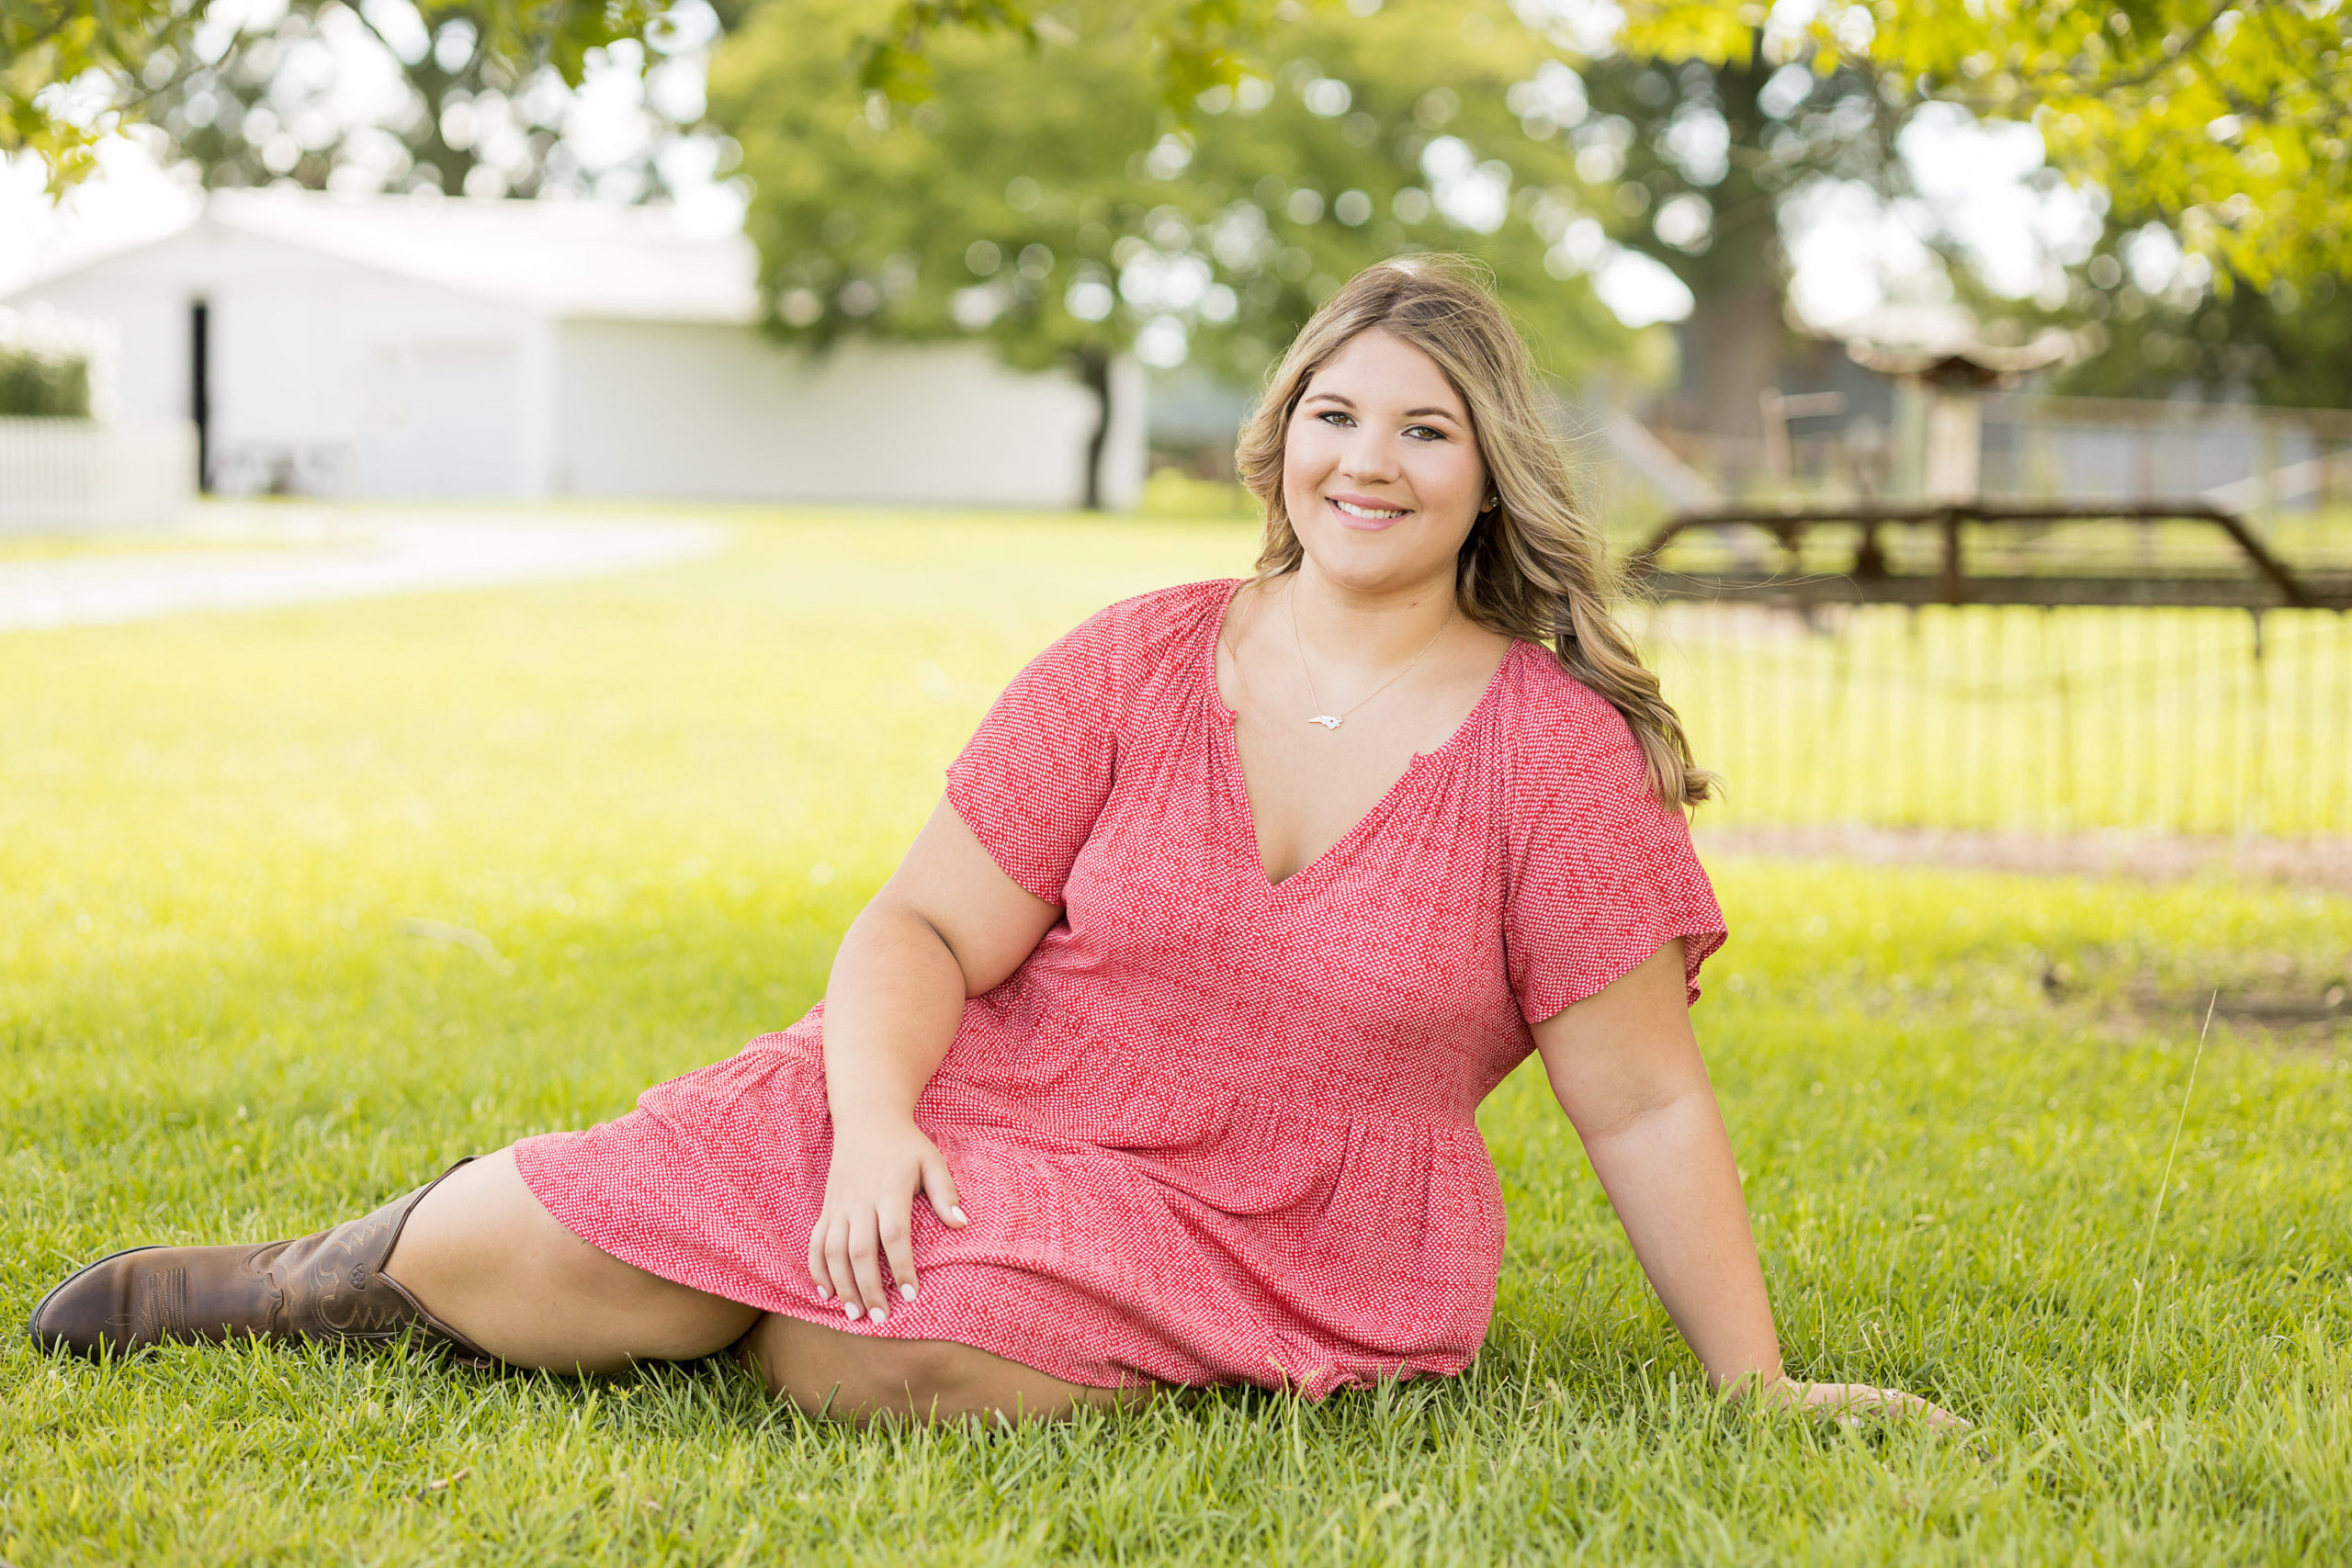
(1502, 688), (1727, 1024)
(944, 604), (1129, 906)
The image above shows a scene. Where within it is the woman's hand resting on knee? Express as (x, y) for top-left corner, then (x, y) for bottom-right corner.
(803, 797), (1053, 1327)
(808, 1117), (967, 1324)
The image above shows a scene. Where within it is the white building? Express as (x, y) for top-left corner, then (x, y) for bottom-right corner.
(2, 188), (1144, 508)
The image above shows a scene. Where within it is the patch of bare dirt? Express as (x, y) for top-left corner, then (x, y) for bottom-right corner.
(1702, 824), (2352, 1045)
(1700, 824), (2352, 898)
(2052, 968), (2351, 1044)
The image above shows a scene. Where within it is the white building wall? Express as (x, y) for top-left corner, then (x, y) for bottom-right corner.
(553, 321), (1139, 509)
(11, 274), (186, 430)
(7, 207), (1149, 509)
(6, 222), (544, 500)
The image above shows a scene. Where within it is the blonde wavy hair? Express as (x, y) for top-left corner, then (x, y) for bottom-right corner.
(1235, 254), (1713, 811)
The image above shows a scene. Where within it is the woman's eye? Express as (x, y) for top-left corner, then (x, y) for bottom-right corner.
(1406, 424), (1446, 441)
(1317, 410), (1353, 426)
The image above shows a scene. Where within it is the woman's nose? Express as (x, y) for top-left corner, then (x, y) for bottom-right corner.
(1338, 434), (1403, 481)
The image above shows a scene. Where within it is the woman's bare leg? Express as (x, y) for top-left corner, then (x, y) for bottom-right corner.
(384, 1149), (1172, 1418)
(736, 1311), (1170, 1426)
(382, 1147), (759, 1372)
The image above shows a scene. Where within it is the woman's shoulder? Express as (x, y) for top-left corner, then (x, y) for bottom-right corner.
(1483, 638), (1671, 821)
(1492, 637), (1641, 755)
(1012, 579), (1234, 721)
(1091, 577), (1237, 631)
(1057, 578), (1236, 665)
(1488, 643), (1695, 853)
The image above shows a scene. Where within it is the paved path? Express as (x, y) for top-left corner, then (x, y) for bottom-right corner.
(0, 507), (728, 632)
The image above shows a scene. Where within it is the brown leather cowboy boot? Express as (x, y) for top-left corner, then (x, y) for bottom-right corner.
(28, 1158), (495, 1366)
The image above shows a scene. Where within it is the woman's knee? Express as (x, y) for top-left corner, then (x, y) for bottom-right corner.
(738, 1314), (1141, 1426)
(388, 1147), (755, 1360)
(740, 1316), (953, 1421)
(389, 1149), (572, 1297)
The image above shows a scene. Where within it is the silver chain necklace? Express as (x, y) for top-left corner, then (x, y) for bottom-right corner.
(1288, 580), (1454, 731)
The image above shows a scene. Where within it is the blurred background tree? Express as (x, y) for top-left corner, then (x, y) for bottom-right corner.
(1624, 1), (2348, 290)
(1622, 0), (2352, 416)
(1565, 45), (1904, 438)
(11, 0), (730, 201)
(6, 0), (671, 187)
(711, 0), (1639, 507)
(11, 0), (2346, 432)
(0, 341), (93, 417)
(2057, 254), (2352, 411)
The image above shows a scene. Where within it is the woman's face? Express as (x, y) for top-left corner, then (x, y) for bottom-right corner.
(1281, 326), (1489, 595)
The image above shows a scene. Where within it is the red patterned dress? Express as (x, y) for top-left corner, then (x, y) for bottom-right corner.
(514, 577), (1725, 1397)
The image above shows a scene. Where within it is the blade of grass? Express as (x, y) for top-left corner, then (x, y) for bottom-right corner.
(2124, 990), (2216, 1402)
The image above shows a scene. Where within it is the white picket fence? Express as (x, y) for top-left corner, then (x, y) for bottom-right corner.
(0, 418), (198, 535)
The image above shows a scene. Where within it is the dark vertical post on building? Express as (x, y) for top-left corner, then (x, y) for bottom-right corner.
(190, 299), (211, 493)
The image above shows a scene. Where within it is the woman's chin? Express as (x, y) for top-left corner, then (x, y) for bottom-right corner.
(1299, 530), (1453, 594)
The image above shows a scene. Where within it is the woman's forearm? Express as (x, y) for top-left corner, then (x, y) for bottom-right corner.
(1578, 1092), (1783, 1390)
(819, 899), (971, 1126)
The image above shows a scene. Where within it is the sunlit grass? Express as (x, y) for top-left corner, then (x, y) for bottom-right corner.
(4, 506), (2349, 1564)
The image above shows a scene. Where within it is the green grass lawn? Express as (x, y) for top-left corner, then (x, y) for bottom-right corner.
(4, 508), (2349, 1565)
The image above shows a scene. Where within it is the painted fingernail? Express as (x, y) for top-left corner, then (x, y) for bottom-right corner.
(842, 1302), (862, 1321)
(899, 1282), (917, 1303)
(869, 1306), (888, 1325)
(816, 1284), (831, 1301)
(948, 1206), (967, 1224)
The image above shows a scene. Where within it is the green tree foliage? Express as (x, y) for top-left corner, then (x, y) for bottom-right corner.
(0, 344), (92, 417)
(707, 0), (1634, 507)
(1623, 0), (2350, 289)
(3, 0), (664, 191)
(853, 0), (1260, 116)
(19, 0), (2346, 298)
(126, 0), (722, 199)
(1568, 48), (1902, 435)
(2059, 249), (2352, 411)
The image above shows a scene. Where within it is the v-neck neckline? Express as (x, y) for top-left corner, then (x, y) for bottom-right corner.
(1204, 574), (1522, 896)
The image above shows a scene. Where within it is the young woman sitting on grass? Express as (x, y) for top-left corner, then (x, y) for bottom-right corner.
(33, 256), (1961, 1431)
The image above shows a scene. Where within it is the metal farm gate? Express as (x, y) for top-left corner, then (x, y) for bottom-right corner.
(1629, 502), (2352, 837)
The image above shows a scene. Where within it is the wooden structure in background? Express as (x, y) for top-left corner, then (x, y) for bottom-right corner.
(1627, 501), (2352, 612)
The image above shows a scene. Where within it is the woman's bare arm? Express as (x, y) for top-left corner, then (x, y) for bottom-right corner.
(1532, 941), (1783, 1386)
(1532, 942), (1963, 1427)
(808, 794), (1062, 1321)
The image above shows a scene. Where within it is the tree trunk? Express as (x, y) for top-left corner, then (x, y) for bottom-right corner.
(1646, 44), (1797, 453)
(1075, 344), (1112, 512)
(1659, 241), (1787, 442)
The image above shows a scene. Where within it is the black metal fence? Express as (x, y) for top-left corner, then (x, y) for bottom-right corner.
(1642, 603), (2352, 836)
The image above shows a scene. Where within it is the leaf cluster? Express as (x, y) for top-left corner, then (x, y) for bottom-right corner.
(854, 0), (1261, 117)
(0, 341), (92, 416)
(708, 0), (1636, 389)
(2, 0), (666, 195)
(218, 3), (713, 198)
(1571, 45), (1903, 295)
(1623, 0), (2351, 288)
(2058, 257), (2352, 410)
(15, 0), (2346, 310)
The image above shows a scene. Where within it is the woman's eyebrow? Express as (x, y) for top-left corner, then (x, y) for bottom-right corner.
(1303, 391), (1462, 423)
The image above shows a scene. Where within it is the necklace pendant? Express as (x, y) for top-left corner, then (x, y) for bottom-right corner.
(1308, 714), (1344, 730)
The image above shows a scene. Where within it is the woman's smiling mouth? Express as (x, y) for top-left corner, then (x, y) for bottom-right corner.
(1329, 494), (1411, 525)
